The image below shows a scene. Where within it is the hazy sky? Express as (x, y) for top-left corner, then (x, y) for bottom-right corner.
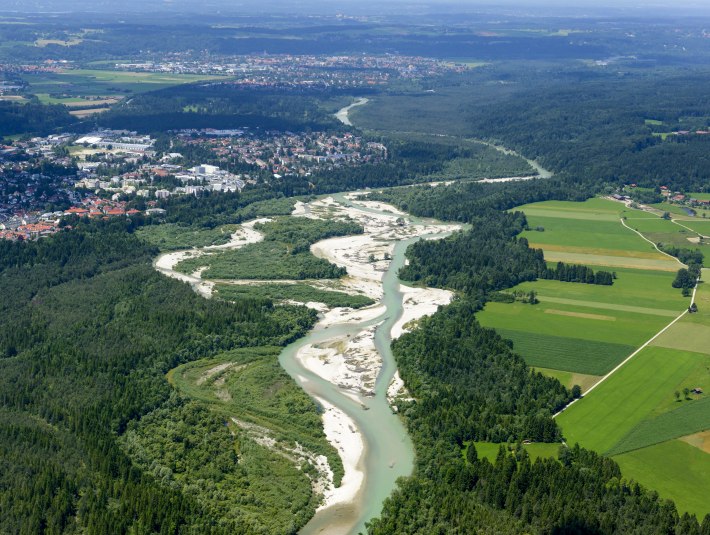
(3, 0), (710, 16)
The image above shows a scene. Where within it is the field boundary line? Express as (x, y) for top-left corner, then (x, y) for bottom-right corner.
(553, 307), (688, 418)
(619, 217), (686, 267)
(671, 218), (710, 239)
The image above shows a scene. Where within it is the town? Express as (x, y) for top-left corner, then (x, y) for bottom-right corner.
(0, 127), (388, 240)
(115, 53), (466, 89)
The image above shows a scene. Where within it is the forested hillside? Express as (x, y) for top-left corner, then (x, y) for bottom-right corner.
(0, 218), (335, 533)
(356, 67), (710, 193)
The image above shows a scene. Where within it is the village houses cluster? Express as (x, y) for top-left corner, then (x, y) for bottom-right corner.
(116, 53), (466, 89)
(0, 126), (390, 241)
(177, 129), (387, 178)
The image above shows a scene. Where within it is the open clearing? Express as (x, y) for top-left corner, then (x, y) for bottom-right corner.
(468, 441), (559, 463)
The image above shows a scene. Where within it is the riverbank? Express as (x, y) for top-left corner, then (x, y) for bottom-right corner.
(153, 218), (269, 298)
(285, 195), (459, 531)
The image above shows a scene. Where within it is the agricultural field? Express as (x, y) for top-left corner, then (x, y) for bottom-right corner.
(477, 268), (683, 375)
(557, 346), (701, 453)
(492, 327), (634, 376)
(614, 441), (710, 519)
(556, 267), (710, 517)
(481, 198), (688, 387)
(21, 68), (226, 99)
(518, 199), (680, 271)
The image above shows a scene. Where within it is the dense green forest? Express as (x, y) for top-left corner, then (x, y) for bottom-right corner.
(0, 100), (76, 137)
(97, 85), (339, 133)
(356, 66), (710, 193)
(215, 283), (374, 309)
(0, 218), (340, 533)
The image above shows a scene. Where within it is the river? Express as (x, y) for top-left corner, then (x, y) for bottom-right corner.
(282, 194), (459, 534)
(335, 98), (369, 126)
(153, 193), (461, 534)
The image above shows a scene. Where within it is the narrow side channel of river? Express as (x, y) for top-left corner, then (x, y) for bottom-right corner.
(279, 195), (457, 535)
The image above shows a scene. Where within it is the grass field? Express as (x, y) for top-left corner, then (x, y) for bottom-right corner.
(508, 200), (710, 516)
(518, 199), (679, 270)
(608, 395), (710, 456)
(479, 300), (670, 348)
(557, 346), (701, 454)
(652, 322), (710, 354)
(495, 328), (634, 375)
(466, 441), (560, 462)
(21, 69), (225, 97)
(673, 219), (710, 236)
(478, 250), (686, 376)
(534, 367), (601, 393)
(614, 440), (710, 518)
(510, 267), (686, 311)
(651, 201), (710, 220)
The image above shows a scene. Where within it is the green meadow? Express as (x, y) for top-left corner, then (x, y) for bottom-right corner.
(511, 266), (686, 311)
(651, 201), (710, 220)
(533, 367), (601, 393)
(505, 199), (710, 518)
(481, 199), (687, 378)
(674, 219), (710, 236)
(494, 328), (633, 376)
(22, 69), (225, 97)
(557, 346), (701, 454)
(517, 199), (678, 270)
(608, 395), (710, 456)
(466, 441), (560, 463)
(479, 299), (669, 355)
(614, 440), (710, 518)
